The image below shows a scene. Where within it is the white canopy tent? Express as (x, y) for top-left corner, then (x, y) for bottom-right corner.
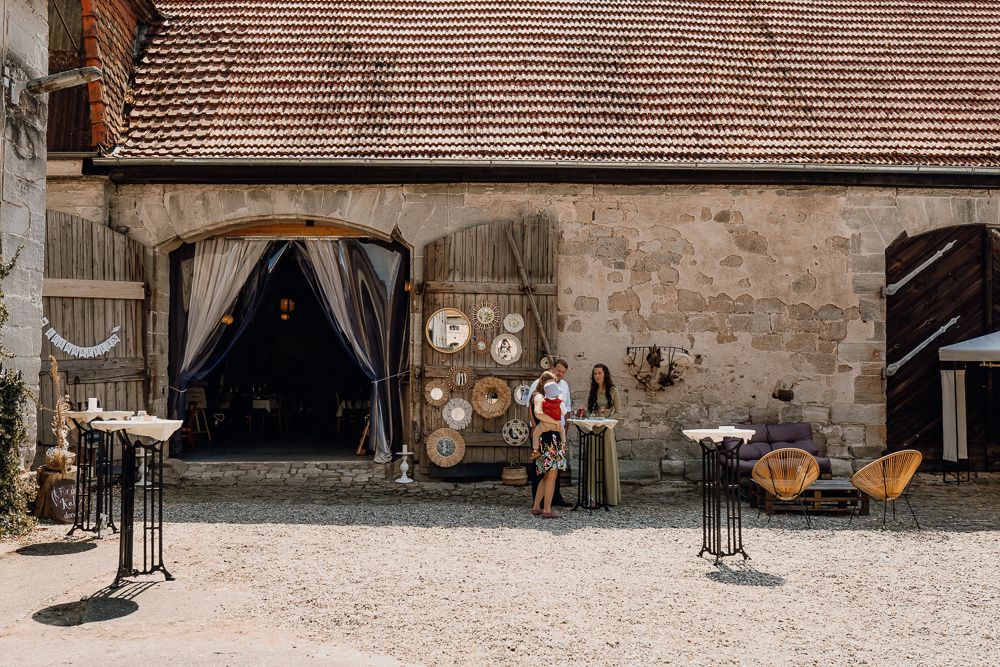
(938, 331), (1000, 462)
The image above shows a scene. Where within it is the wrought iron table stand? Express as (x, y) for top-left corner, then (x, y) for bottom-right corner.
(66, 419), (117, 537)
(698, 437), (749, 564)
(572, 425), (609, 512)
(111, 432), (173, 588)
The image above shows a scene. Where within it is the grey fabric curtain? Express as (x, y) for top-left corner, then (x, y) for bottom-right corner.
(297, 239), (408, 463)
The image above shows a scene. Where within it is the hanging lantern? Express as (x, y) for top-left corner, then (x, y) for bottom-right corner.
(279, 298), (295, 314)
(220, 314), (234, 326)
(280, 313), (290, 321)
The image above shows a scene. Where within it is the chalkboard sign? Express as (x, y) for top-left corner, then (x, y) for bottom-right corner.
(49, 479), (77, 524)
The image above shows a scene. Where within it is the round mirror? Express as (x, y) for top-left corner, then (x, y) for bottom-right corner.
(485, 391), (500, 406)
(426, 308), (472, 353)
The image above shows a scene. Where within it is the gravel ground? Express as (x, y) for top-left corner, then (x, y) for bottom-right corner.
(4, 476), (1000, 666)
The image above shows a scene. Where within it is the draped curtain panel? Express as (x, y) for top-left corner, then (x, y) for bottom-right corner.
(179, 238), (269, 382)
(940, 369), (968, 462)
(297, 239), (409, 462)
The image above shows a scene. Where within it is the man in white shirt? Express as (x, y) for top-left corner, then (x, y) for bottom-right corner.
(527, 358), (572, 506)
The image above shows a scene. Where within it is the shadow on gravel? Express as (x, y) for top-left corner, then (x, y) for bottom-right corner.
(32, 582), (153, 626)
(17, 541), (98, 556)
(706, 563), (785, 588)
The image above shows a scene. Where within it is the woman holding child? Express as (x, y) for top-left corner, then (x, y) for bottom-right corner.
(530, 371), (567, 518)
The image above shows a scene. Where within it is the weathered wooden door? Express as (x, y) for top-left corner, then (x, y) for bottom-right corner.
(417, 217), (558, 478)
(885, 224), (998, 469)
(37, 211), (148, 446)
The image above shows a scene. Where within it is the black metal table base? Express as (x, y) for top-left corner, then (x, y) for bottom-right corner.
(699, 438), (749, 564)
(112, 434), (173, 588)
(67, 422), (117, 537)
(573, 427), (609, 513)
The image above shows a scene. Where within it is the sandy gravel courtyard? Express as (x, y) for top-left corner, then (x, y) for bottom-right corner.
(1, 477), (998, 666)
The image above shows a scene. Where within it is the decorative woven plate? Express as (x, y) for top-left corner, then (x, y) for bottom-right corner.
(447, 366), (475, 391)
(470, 300), (502, 332)
(502, 418), (530, 446)
(513, 384), (532, 406)
(471, 377), (512, 419)
(442, 398), (474, 430)
(426, 428), (466, 468)
(539, 355), (553, 370)
(491, 334), (522, 366)
(503, 313), (525, 333)
(472, 337), (490, 355)
(424, 380), (451, 407)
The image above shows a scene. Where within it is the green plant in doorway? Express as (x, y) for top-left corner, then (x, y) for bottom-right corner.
(0, 238), (36, 539)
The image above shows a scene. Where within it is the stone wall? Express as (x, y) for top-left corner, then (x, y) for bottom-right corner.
(2, 0), (47, 462)
(44, 178), (1000, 478)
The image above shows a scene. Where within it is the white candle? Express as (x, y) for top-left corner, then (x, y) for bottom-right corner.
(87, 397), (98, 411)
(401, 444), (409, 455)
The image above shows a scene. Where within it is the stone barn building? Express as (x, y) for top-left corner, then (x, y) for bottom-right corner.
(30, 0), (1000, 481)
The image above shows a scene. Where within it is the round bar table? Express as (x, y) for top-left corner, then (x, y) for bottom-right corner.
(568, 418), (618, 512)
(682, 427), (755, 564)
(64, 410), (133, 537)
(92, 417), (182, 588)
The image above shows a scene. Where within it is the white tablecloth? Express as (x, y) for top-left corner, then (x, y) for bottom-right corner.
(92, 418), (183, 442)
(567, 418), (619, 433)
(66, 411), (134, 430)
(251, 399), (280, 413)
(682, 427), (757, 443)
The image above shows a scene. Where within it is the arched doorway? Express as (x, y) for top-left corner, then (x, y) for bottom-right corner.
(168, 226), (410, 463)
(885, 224), (1000, 470)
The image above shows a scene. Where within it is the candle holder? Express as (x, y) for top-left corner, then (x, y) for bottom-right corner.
(396, 449), (414, 484)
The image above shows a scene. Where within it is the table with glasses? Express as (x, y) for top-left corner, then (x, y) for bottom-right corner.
(683, 427), (756, 564)
(568, 418), (618, 512)
(64, 410), (134, 537)
(92, 417), (182, 588)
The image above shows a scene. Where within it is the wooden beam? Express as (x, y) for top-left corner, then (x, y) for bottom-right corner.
(43, 278), (145, 300)
(40, 357), (146, 383)
(504, 221), (553, 357)
(423, 281), (557, 295)
(422, 365), (543, 380)
(219, 222), (366, 238)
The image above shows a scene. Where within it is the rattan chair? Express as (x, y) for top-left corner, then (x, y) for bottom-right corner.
(850, 450), (922, 529)
(751, 448), (821, 527)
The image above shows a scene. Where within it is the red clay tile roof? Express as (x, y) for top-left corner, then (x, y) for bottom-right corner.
(115, 0), (1000, 166)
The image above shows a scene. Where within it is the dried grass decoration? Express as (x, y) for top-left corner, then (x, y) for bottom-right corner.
(442, 398), (474, 430)
(426, 427), (466, 468)
(471, 376), (512, 419)
(447, 366), (475, 391)
(424, 379), (451, 407)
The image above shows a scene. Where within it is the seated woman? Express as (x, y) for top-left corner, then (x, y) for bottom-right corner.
(587, 363), (623, 506)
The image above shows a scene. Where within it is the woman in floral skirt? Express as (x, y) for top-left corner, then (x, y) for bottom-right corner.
(530, 371), (568, 518)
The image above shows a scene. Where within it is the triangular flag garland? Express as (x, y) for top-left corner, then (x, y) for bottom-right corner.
(40, 317), (122, 359)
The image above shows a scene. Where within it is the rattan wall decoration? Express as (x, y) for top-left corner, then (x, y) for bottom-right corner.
(491, 334), (522, 366)
(472, 336), (490, 355)
(502, 418), (530, 446)
(513, 384), (532, 406)
(442, 398), (474, 430)
(470, 299), (502, 332)
(424, 380), (451, 407)
(447, 366), (475, 391)
(426, 427), (466, 468)
(471, 377), (512, 419)
(503, 313), (524, 333)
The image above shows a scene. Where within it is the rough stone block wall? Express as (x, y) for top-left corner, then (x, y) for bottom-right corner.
(2, 0), (47, 463)
(42, 180), (999, 480)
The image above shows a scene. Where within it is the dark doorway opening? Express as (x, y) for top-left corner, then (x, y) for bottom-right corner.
(178, 248), (371, 461)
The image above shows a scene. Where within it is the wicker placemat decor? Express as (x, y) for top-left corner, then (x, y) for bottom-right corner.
(424, 379), (451, 407)
(471, 376), (512, 419)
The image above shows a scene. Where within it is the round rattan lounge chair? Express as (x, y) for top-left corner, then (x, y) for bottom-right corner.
(850, 450), (923, 529)
(751, 448), (820, 527)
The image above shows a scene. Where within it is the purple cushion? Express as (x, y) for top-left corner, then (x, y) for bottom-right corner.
(766, 422), (811, 442)
(738, 424), (770, 443)
(738, 441), (772, 461)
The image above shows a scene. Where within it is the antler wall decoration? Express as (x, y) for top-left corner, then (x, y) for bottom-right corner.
(623, 345), (694, 393)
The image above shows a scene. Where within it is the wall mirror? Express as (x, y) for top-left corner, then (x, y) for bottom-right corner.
(426, 308), (472, 353)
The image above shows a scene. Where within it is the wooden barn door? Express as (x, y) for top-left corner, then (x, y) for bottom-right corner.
(886, 224), (998, 469)
(417, 217), (558, 478)
(37, 211), (148, 446)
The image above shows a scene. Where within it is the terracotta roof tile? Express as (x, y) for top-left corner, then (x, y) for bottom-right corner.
(115, 0), (1000, 165)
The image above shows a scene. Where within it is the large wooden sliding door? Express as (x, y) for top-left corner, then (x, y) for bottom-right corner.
(417, 217), (558, 478)
(37, 211), (149, 447)
(886, 224), (999, 469)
